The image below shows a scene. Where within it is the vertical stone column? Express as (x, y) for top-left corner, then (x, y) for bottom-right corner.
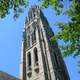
(20, 41), (23, 80)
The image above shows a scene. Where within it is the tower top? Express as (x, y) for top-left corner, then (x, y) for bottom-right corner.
(29, 5), (40, 12)
(25, 5), (42, 25)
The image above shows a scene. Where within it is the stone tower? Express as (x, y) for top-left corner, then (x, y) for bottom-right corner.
(20, 5), (70, 80)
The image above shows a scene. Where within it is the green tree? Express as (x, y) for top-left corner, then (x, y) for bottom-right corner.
(0, 0), (28, 19)
(40, 0), (80, 58)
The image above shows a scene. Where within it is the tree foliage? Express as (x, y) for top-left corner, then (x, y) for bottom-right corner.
(41, 0), (63, 15)
(40, 0), (80, 57)
(0, 0), (28, 19)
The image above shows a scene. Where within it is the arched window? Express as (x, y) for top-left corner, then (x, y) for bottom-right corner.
(34, 47), (38, 63)
(34, 47), (39, 72)
(27, 52), (31, 67)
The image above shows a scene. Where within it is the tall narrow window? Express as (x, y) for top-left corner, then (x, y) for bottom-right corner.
(32, 30), (36, 44)
(27, 35), (30, 48)
(27, 52), (32, 77)
(27, 52), (31, 67)
(34, 47), (39, 72)
(34, 47), (38, 63)
(26, 28), (31, 49)
(31, 23), (36, 44)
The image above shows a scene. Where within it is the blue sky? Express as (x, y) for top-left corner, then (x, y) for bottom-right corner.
(0, 0), (80, 80)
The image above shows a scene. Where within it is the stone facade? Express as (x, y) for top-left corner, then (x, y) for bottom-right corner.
(20, 5), (70, 80)
(0, 71), (19, 80)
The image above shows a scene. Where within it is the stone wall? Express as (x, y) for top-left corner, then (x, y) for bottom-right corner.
(0, 71), (20, 80)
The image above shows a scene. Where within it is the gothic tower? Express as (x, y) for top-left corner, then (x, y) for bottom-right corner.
(20, 5), (70, 80)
